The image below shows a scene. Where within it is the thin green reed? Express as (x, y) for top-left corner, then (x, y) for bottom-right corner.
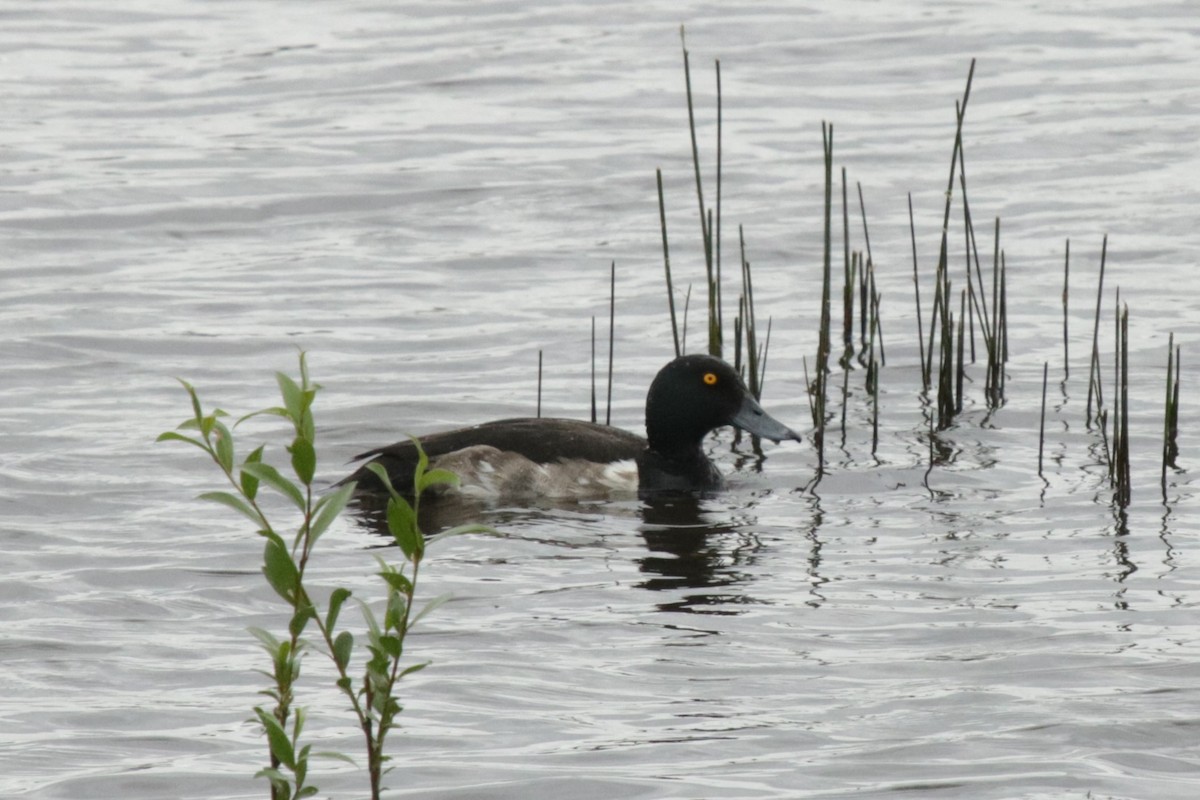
(1062, 240), (1070, 377)
(679, 29), (722, 358)
(815, 120), (835, 473)
(590, 319), (596, 423)
(908, 193), (926, 383)
(1038, 361), (1049, 477)
(715, 58), (724, 358)
(857, 182), (884, 364)
(656, 168), (681, 357)
(984, 219), (1003, 406)
(1086, 234), (1109, 425)
(1114, 302), (1131, 507)
(607, 260), (616, 426)
(841, 167), (854, 367)
(739, 225), (762, 399)
(959, 142), (993, 351)
(924, 59), (976, 389)
(956, 289), (966, 414)
(1162, 334), (1181, 500)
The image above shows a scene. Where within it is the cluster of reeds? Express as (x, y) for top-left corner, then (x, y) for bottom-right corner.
(1078, 237), (1135, 507)
(656, 29), (770, 405)
(915, 61), (1009, 428)
(650, 47), (1184, 506)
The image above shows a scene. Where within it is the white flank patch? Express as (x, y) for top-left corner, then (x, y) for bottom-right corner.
(598, 459), (639, 493)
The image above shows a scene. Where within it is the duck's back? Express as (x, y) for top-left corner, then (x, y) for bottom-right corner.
(346, 417), (646, 496)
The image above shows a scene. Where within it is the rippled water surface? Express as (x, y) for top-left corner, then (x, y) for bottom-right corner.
(5, 2), (1200, 798)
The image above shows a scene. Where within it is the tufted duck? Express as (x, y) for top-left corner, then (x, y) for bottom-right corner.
(344, 354), (803, 499)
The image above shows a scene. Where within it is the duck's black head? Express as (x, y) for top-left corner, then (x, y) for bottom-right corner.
(639, 354), (802, 492)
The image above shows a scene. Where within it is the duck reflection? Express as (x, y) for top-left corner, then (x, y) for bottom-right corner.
(636, 493), (764, 614)
(347, 489), (769, 615)
(347, 492), (499, 544)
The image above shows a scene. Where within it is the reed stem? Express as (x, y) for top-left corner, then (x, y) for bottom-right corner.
(714, 59), (724, 358)
(1038, 361), (1049, 477)
(1062, 240), (1070, 378)
(656, 168), (681, 357)
(590, 317), (597, 424)
(1086, 234), (1109, 424)
(607, 260), (616, 425)
(908, 193), (926, 385)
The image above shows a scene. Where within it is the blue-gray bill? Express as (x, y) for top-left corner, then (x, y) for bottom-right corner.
(729, 395), (803, 444)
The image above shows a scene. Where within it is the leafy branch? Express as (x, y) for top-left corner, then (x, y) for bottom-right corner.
(159, 352), (487, 799)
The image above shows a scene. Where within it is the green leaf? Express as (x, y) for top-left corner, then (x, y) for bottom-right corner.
(364, 462), (400, 498)
(256, 709), (296, 769)
(242, 462), (306, 511)
(241, 445), (265, 500)
(276, 371), (304, 423)
(384, 588), (407, 631)
(299, 389), (317, 442)
(253, 767), (292, 795)
(381, 695), (403, 721)
(359, 600), (382, 639)
(289, 436), (316, 485)
(371, 679), (391, 715)
(296, 787), (318, 799)
(410, 435), (429, 493)
(155, 430), (209, 452)
(387, 497), (422, 560)
(426, 523), (498, 546)
(290, 603), (316, 638)
(292, 707), (307, 739)
(213, 419), (235, 473)
(418, 467), (460, 495)
(309, 482), (354, 543)
(247, 626), (282, 654)
(198, 491), (262, 526)
(296, 744), (311, 785)
(313, 750), (358, 766)
(333, 630), (354, 671)
(297, 351), (312, 390)
(325, 587), (352, 632)
(379, 633), (402, 658)
(178, 378), (203, 424)
(413, 592), (453, 626)
(235, 406), (290, 428)
(400, 661), (430, 678)
(262, 538), (299, 602)
(377, 569), (413, 595)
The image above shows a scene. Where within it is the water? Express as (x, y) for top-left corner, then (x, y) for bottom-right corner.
(3, 2), (1200, 798)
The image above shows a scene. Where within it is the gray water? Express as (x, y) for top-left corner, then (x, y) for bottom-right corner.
(4, 2), (1200, 798)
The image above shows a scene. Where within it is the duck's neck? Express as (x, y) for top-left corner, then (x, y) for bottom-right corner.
(636, 444), (722, 495)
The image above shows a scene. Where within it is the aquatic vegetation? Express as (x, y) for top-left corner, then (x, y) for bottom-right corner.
(159, 353), (487, 800)
(651, 49), (1182, 509)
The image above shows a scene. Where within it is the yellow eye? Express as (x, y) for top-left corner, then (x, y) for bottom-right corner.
(703, 372), (718, 386)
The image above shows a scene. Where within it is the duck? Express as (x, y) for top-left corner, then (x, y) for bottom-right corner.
(344, 354), (804, 500)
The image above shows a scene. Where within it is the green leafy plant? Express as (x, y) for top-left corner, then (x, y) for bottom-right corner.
(159, 353), (487, 799)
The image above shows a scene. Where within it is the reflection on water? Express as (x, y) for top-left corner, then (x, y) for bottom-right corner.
(636, 493), (757, 613)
